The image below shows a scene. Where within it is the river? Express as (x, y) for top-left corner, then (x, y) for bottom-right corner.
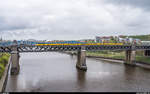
(5, 52), (150, 92)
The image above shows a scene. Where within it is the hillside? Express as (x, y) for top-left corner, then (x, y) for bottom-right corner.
(122, 34), (150, 41)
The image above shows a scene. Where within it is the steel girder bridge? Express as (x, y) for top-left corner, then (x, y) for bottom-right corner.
(1, 41), (150, 75)
(1, 44), (150, 53)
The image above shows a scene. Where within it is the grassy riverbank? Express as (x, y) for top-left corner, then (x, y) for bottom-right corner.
(0, 53), (10, 79)
(86, 51), (125, 60)
(86, 51), (150, 63)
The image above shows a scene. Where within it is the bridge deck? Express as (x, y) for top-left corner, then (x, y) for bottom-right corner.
(0, 44), (150, 53)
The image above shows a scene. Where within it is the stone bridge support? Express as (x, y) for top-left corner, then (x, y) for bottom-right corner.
(10, 40), (20, 75)
(124, 50), (136, 65)
(144, 50), (150, 56)
(76, 46), (87, 71)
(11, 52), (20, 75)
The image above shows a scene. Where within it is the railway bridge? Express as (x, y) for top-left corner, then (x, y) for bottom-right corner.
(1, 40), (150, 75)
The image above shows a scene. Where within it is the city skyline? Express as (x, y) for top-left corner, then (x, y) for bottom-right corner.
(0, 0), (150, 40)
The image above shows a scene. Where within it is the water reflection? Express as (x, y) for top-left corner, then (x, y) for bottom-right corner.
(123, 64), (137, 80)
(7, 75), (19, 91)
(76, 69), (86, 89)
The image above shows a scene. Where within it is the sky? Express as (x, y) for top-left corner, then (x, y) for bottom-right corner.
(0, 0), (150, 40)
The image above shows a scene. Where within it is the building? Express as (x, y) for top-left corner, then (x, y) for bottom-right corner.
(79, 39), (95, 43)
(95, 36), (102, 43)
(96, 35), (141, 44)
(118, 36), (141, 44)
(132, 39), (141, 45)
(95, 36), (112, 43)
(141, 41), (150, 45)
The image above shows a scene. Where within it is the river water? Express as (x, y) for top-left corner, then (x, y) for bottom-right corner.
(5, 52), (150, 92)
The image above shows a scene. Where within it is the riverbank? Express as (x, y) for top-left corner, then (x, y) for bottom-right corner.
(0, 53), (10, 92)
(0, 53), (10, 79)
(64, 51), (150, 65)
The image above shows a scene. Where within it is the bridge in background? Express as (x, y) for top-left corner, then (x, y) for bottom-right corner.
(1, 40), (150, 75)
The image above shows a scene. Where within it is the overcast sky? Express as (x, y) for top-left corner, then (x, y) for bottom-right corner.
(0, 0), (150, 40)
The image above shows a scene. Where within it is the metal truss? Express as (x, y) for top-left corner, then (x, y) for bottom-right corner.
(0, 45), (150, 53)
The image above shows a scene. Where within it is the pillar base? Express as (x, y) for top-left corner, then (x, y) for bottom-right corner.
(76, 64), (87, 71)
(11, 67), (20, 75)
(125, 50), (136, 66)
(124, 61), (136, 66)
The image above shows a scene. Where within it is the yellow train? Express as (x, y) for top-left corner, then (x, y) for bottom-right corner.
(35, 43), (123, 46)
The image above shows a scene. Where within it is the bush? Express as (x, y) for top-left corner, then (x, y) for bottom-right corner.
(0, 53), (10, 79)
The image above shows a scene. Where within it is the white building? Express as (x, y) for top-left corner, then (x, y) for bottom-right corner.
(141, 41), (150, 45)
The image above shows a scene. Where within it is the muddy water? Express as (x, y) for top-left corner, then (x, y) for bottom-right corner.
(5, 52), (150, 92)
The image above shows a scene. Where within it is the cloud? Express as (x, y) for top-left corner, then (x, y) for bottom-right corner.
(104, 0), (150, 11)
(0, 0), (150, 40)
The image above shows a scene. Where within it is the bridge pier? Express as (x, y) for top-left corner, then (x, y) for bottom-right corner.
(11, 51), (20, 75)
(76, 47), (87, 71)
(10, 40), (20, 75)
(144, 50), (150, 56)
(124, 50), (136, 65)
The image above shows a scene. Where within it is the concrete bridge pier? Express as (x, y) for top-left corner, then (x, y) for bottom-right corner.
(11, 51), (20, 75)
(124, 50), (136, 65)
(10, 40), (20, 75)
(76, 47), (87, 71)
(144, 50), (150, 56)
